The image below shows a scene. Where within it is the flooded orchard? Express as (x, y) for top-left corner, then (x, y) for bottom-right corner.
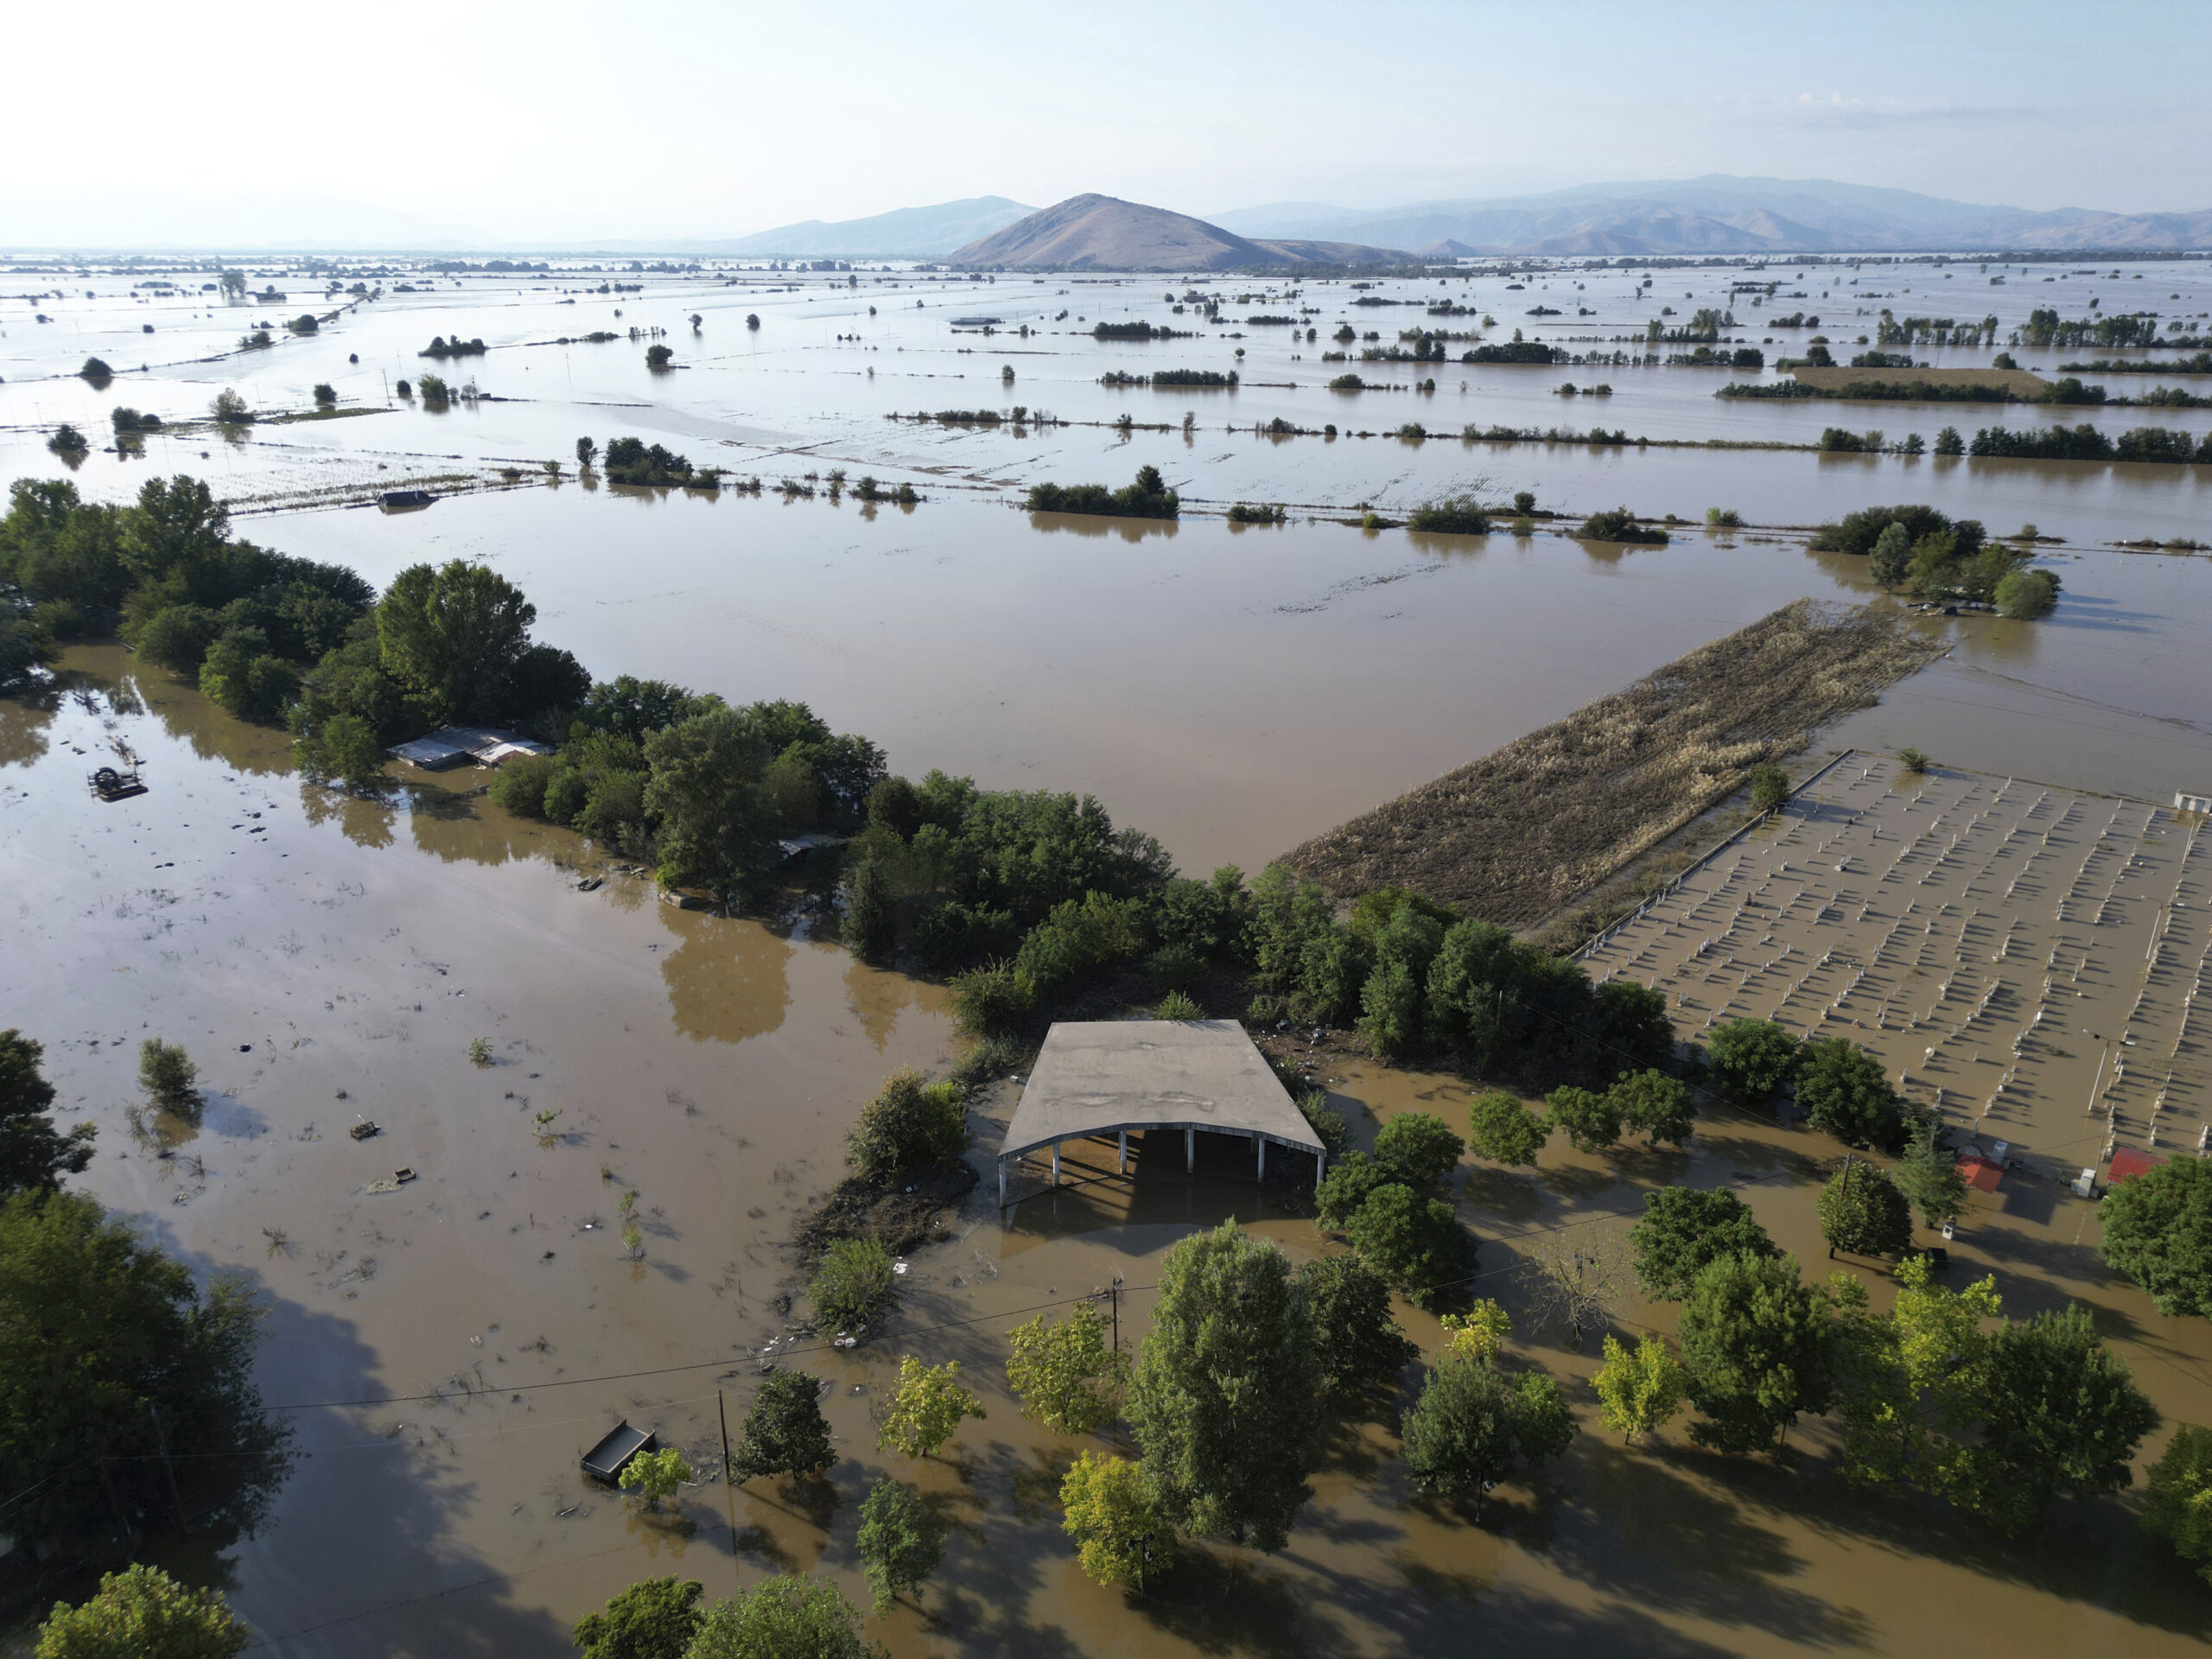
(3, 251), (2212, 1656)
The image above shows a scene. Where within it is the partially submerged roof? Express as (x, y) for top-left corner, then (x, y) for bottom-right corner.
(1956, 1152), (2004, 1193)
(389, 727), (552, 769)
(2108, 1146), (2167, 1184)
(1000, 1020), (1322, 1162)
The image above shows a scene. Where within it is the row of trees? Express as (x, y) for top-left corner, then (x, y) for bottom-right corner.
(1025, 465), (1179, 519)
(1808, 501), (2054, 610)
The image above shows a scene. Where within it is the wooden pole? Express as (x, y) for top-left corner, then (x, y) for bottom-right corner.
(149, 1403), (185, 1528)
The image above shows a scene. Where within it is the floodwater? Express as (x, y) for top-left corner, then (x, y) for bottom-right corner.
(7, 664), (2211, 1657)
(4, 251), (2212, 1655)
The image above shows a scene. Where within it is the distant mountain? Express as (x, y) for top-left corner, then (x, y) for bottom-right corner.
(1209, 176), (2212, 254)
(693, 197), (1037, 259)
(948, 194), (1407, 270)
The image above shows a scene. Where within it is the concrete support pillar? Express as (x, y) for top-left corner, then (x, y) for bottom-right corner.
(1118, 1130), (1128, 1173)
(998, 1157), (1006, 1207)
(1185, 1128), (1195, 1173)
(1256, 1136), (1267, 1181)
(1316, 1150), (1325, 1186)
(1052, 1142), (1060, 1186)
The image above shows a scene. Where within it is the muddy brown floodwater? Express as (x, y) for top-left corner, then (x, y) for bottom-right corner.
(6, 627), (2212, 1656)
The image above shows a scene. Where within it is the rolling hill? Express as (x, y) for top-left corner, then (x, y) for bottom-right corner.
(948, 194), (1406, 270)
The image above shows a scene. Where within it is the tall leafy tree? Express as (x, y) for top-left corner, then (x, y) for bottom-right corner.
(730, 1371), (834, 1482)
(1400, 1357), (1575, 1512)
(1005, 1300), (1125, 1435)
(1817, 1161), (1913, 1258)
(1607, 1069), (1697, 1147)
(1128, 1223), (1321, 1551)
(0, 1192), (292, 1554)
(35, 1563), (248, 1659)
(642, 704), (775, 893)
(1794, 1039), (1908, 1152)
(0, 1031), (94, 1194)
(1465, 1091), (1548, 1166)
(1678, 1251), (1834, 1456)
(2099, 1158), (2212, 1318)
(1059, 1452), (1175, 1589)
(1594, 1335), (1688, 1444)
(2143, 1425), (2212, 1586)
(1890, 1119), (1967, 1229)
(1705, 1018), (1800, 1101)
(875, 1357), (985, 1459)
(1962, 1305), (2156, 1535)
(571, 1577), (703, 1659)
(684, 1580), (877, 1659)
(1629, 1187), (1777, 1301)
(857, 1478), (944, 1612)
(1370, 1111), (1464, 1185)
(1294, 1250), (1417, 1400)
(375, 559), (536, 724)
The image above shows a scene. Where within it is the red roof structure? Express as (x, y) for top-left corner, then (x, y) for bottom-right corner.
(2108, 1147), (2168, 1184)
(1956, 1153), (2004, 1193)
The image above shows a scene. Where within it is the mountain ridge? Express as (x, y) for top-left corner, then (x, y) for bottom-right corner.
(949, 194), (1406, 270)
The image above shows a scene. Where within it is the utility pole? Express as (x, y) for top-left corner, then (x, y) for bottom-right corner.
(1110, 1276), (1123, 1357)
(717, 1389), (741, 1589)
(148, 1403), (185, 1528)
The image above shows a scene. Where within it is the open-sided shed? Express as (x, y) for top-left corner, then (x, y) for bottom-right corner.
(997, 1020), (1325, 1205)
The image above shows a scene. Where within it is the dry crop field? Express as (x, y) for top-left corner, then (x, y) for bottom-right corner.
(1582, 754), (2211, 1179)
(1283, 600), (1947, 925)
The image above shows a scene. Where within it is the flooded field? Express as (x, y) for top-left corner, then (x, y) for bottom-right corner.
(4, 249), (2212, 1656)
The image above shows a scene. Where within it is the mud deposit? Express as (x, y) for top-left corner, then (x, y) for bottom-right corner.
(6, 654), (2212, 1657)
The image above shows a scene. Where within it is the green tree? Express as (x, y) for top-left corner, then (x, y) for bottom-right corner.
(618, 1446), (692, 1511)
(35, 1564), (248, 1659)
(1794, 1038), (1908, 1152)
(1630, 1187), (1777, 1300)
(1607, 1069), (1696, 1147)
(138, 1037), (200, 1117)
(1817, 1161), (1913, 1258)
(843, 857), (893, 963)
(1993, 567), (2059, 619)
(2143, 1425), (2212, 1587)
(1294, 1250), (1417, 1399)
(731, 1371), (835, 1481)
(0, 1031), (95, 1194)
(1890, 1120), (1967, 1229)
(0, 1192), (292, 1554)
(1371, 1110), (1465, 1185)
(1868, 521), (1913, 587)
(1678, 1251), (1834, 1455)
(1314, 1152), (1398, 1230)
(857, 1478), (944, 1612)
(1400, 1357), (1575, 1510)
(810, 1237), (895, 1332)
(199, 627), (293, 722)
(1594, 1334), (1687, 1444)
(1749, 763), (1790, 812)
(293, 712), (390, 791)
(876, 1357), (985, 1459)
(572, 1576), (704, 1659)
(376, 559), (537, 724)
(1543, 1085), (1620, 1154)
(683, 1580), (877, 1659)
(1128, 1222), (1322, 1551)
(1345, 1181), (1477, 1310)
(136, 605), (220, 673)
(2099, 1156), (2212, 1319)
(1964, 1305), (2156, 1535)
(1059, 1452), (1174, 1589)
(643, 705), (776, 894)
(1466, 1091), (1548, 1166)
(1706, 1018), (1800, 1101)
(1005, 1300), (1126, 1434)
(845, 1068), (968, 1180)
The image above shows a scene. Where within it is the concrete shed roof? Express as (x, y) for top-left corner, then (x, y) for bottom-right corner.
(1000, 1020), (1323, 1162)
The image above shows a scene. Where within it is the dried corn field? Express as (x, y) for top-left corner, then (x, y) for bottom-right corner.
(1281, 600), (1947, 925)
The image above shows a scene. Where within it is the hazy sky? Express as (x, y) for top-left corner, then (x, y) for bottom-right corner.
(5, 0), (2206, 246)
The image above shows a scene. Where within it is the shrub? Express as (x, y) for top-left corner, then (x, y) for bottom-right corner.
(1993, 568), (2059, 618)
(1059, 1452), (1174, 1589)
(1577, 506), (1668, 544)
(731, 1371), (834, 1480)
(1898, 747), (1930, 773)
(138, 1038), (200, 1117)
(487, 753), (557, 817)
(210, 388), (251, 424)
(810, 1237), (895, 1331)
(78, 357), (114, 385)
(847, 1068), (969, 1179)
(312, 383), (336, 406)
(1405, 495), (1491, 536)
(1749, 763), (1790, 812)
(1372, 1110), (1464, 1185)
(618, 1446), (693, 1510)
(645, 344), (673, 369)
(1154, 988), (1202, 1020)
(946, 963), (1033, 1036)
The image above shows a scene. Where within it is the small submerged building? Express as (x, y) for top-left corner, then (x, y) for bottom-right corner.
(997, 1018), (1325, 1205)
(387, 727), (552, 771)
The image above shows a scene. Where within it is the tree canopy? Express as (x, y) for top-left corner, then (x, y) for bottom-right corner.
(376, 559), (538, 726)
(1294, 1249), (1417, 1400)
(2100, 1158), (2212, 1319)
(572, 1576), (703, 1659)
(1128, 1222), (1321, 1552)
(1629, 1187), (1777, 1301)
(1678, 1251), (1834, 1456)
(0, 1031), (94, 1194)
(731, 1371), (834, 1481)
(683, 1580), (879, 1659)
(35, 1563), (248, 1659)
(1006, 1300), (1125, 1435)
(1401, 1357), (1576, 1508)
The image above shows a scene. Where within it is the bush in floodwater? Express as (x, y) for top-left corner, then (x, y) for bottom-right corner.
(1706, 507), (1740, 527)
(1576, 506), (1668, 544)
(1329, 373), (1366, 391)
(1026, 466), (1177, 520)
(312, 383), (336, 406)
(79, 357), (113, 385)
(415, 373), (450, 410)
(1897, 747), (1931, 774)
(645, 344), (673, 369)
(1750, 764), (1790, 812)
(46, 424), (88, 455)
(1406, 495), (1491, 536)
(1994, 567), (2060, 619)
(139, 1039), (200, 1119)
(210, 388), (251, 424)
(847, 1066), (969, 1179)
(1226, 501), (1286, 524)
(811, 1237), (897, 1332)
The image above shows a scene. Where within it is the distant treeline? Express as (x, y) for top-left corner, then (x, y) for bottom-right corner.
(420, 336), (488, 359)
(1969, 424), (2212, 464)
(2059, 353), (2212, 375)
(2017, 309), (2161, 350)
(1099, 369), (1237, 388)
(1091, 321), (1192, 340)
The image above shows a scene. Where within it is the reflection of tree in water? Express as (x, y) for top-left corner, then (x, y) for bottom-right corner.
(843, 950), (920, 1052)
(661, 914), (793, 1045)
(138, 675), (290, 775)
(404, 787), (548, 868)
(301, 781), (396, 849)
(0, 689), (57, 768)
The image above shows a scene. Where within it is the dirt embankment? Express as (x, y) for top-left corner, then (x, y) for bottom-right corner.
(1281, 600), (1945, 925)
